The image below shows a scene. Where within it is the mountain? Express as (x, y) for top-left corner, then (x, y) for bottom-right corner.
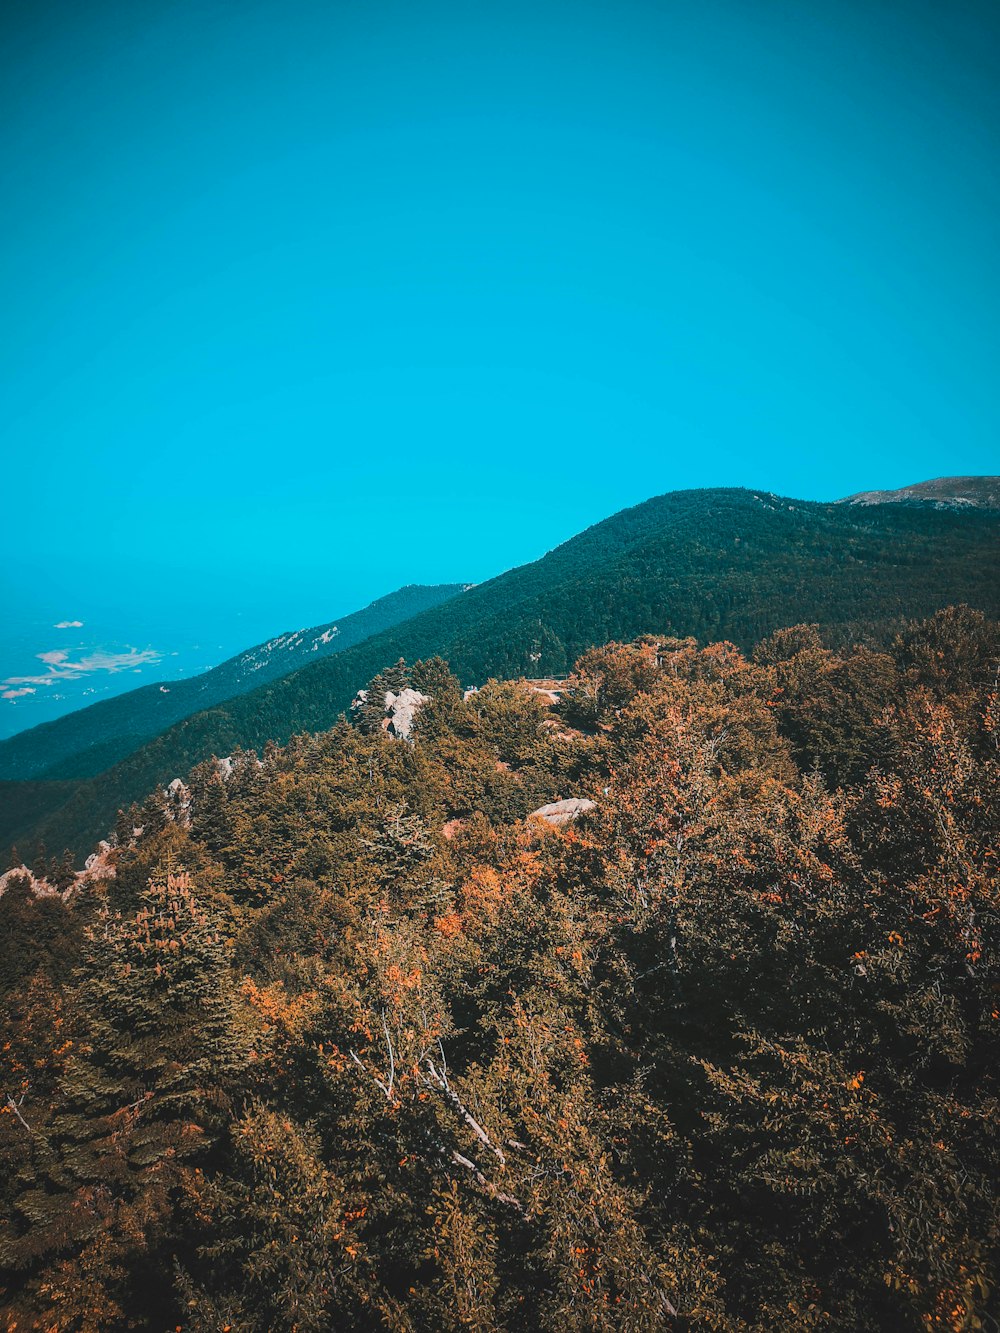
(8, 483), (1000, 859)
(0, 584), (465, 783)
(839, 475), (1000, 509)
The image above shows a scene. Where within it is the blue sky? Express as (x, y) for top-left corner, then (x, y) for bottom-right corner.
(2, 0), (998, 734)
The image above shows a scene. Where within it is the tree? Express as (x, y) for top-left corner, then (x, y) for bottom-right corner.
(1, 868), (245, 1330)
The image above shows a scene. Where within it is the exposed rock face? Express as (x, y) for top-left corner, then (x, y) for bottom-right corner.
(351, 686), (430, 740)
(213, 754), (262, 782)
(0, 838), (118, 902)
(529, 797), (596, 826)
(525, 678), (570, 705)
(83, 841), (116, 881)
(165, 777), (193, 828)
(838, 476), (1000, 510)
(0, 866), (58, 900)
(383, 688), (429, 741)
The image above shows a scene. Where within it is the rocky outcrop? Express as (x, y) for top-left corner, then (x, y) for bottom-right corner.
(0, 865), (59, 900)
(525, 678), (570, 705)
(165, 777), (193, 828)
(350, 686), (430, 740)
(213, 754), (263, 781)
(0, 838), (118, 902)
(83, 840), (117, 881)
(529, 797), (596, 826)
(384, 688), (429, 741)
(838, 476), (999, 510)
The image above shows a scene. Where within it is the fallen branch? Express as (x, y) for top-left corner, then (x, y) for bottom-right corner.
(6, 1093), (36, 1137)
(450, 1150), (525, 1215)
(349, 1009), (398, 1103)
(423, 1044), (506, 1166)
(349, 1049), (394, 1103)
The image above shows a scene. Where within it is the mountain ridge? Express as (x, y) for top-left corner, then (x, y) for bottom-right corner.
(0, 583), (466, 783)
(838, 475), (999, 509)
(9, 481), (998, 861)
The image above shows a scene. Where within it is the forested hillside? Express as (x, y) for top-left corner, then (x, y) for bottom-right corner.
(9, 487), (999, 860)
(2, 607), (997, 1330)
(0, 584), (465, 784)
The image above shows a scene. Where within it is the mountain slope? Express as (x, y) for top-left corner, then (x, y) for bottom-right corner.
(12, 484), (1000, 858)
(839, 475), (1000, 509)
(0, 583), (465, 783)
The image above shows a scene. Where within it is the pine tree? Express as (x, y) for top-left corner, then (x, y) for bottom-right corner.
(1, 867), (244, 1330)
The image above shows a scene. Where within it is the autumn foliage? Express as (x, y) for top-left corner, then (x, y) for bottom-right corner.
(1, 608), (998, 1330)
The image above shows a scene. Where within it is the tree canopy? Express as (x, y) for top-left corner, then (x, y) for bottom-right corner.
(1, 607), (998, 1330)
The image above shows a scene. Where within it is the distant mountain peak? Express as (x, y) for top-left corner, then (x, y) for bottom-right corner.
(838, 476), (1000, 510)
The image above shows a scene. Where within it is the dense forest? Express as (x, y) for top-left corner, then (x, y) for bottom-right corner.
(2, 605), (997, 1329)
(7, 488), (999, 860)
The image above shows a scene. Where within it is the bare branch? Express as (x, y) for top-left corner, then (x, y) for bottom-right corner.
(349, 1009), (400, 1103)
(656, 1288), (679, 1319)
(450, 1150), (524, 1214)
(6, 1094), (36, 1137)
(381, 1011), (396, 1100)
(349, 1049), (394, 1103)
(423, 1056), (506, 1166)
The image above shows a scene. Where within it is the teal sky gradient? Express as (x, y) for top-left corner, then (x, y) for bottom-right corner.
(1, 0), (998, 732)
